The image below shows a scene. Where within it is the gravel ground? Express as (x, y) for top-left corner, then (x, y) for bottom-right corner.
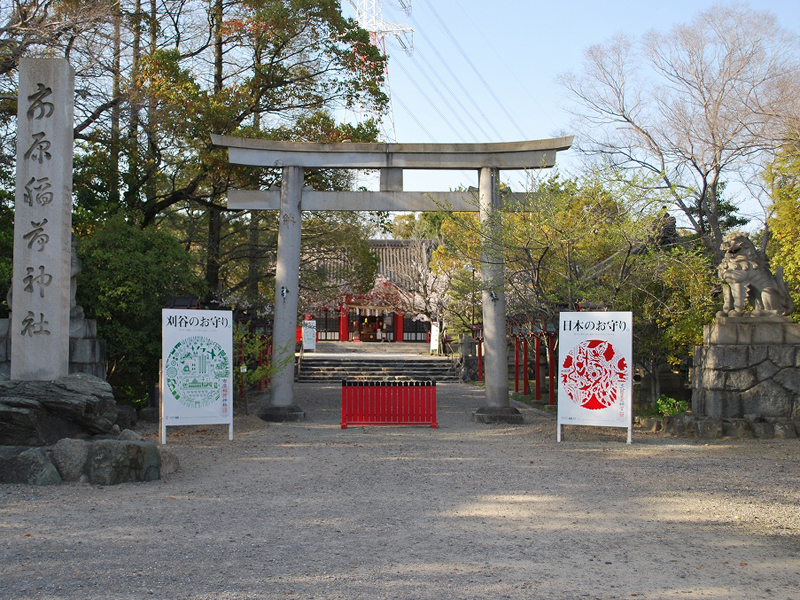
(2, 381), (799, 600)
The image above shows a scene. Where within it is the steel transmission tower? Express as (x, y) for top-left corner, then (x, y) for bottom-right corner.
(349, 1), (413, 141)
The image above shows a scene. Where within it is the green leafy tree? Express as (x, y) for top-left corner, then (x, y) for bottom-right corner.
(433, 170), (716, 401)
(619, 246), (717, 401)
(441, 266), (482, 335)
(765, 144), (800, 318)
(1, 0), (387, 279)
(76, 216), (207, 403)
(2, 1), (388, 383)
(434, 172), (647, 332)
(0, 166), (12, 317)
(392, 212), (447, 240)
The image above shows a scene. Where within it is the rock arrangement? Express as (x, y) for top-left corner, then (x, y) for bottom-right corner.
(0, 428), (179, 485)
(692, 319), (800, 420)
(637, 413), (799, 440)
(0, 373), (118, 446)
(0, 372), (179, 485)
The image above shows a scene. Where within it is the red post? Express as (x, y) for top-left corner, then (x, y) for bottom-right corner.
(547, 333), (556, 406)
(523, 336), (530, 396)
(266, 342), (272, 387)
(395, 312), (404, 342)
(534, 335), (541, 402)
(514, 336), (520, 393)
(339, 307), (348, 341)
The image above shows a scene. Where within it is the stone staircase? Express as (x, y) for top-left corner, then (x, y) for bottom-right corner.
(296, 353), (460, 383)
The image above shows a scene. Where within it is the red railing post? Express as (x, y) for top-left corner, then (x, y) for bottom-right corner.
(547, 333), (556, 406)
(514, 336), (520, 393)
(523, 336), (530, 396)
(340, 380), (437, 428)
(341, 380), (348, 428)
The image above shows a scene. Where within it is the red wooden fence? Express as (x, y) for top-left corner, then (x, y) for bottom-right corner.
(341, 380), (438, 429)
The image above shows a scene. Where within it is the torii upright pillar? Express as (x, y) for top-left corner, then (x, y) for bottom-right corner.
(263, 166), (305, 421)
(472, 167), (522, 423)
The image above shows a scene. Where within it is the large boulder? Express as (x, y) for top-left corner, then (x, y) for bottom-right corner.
(1, 436), (175, 485)
(158, 446), (181, 476)
(0, 447), (62, 485)
(0, 373), (117, 446)
(50, 438), (91, 482)
(87, 440), (160, 485)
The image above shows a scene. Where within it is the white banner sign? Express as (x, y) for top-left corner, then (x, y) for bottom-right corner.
(161, 309), (233, 443)
(557, 311), (633, 443)
(430, 321), (440, 353)
(302, 319), (317, 351)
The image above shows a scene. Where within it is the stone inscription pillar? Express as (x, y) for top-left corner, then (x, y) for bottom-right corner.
(473, 168), (520, 423)
(11, 59), (74, 381)
(262, 166), (305, 421)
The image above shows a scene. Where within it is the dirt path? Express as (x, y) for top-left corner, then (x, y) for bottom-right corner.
(2, 382), (799, 599)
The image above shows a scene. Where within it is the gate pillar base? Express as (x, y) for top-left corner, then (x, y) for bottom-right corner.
(472, 406), (523, 424)
(259, 405), (306, 423)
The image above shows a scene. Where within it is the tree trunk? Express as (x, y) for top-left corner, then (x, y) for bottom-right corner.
(110, 2), (121, 206)
(649, 358), (661, 404)
(204, 0), (226, 297)
(144, 0), (158, 207)
(246, 212), (260, 302)
(214, 0), (224, 95)
(206, 206), (222, 296)
(126, 0), (142, 209)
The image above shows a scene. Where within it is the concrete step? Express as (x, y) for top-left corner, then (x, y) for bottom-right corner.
(297, 355), (459, 382)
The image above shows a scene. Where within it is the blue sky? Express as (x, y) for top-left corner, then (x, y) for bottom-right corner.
(341, 0), (800, 201)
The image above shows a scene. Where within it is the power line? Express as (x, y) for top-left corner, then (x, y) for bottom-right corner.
(453, 4), (558, 133)
(392, 59), (468, 142)
(418, 0), (529, 139)
(403, 51), (487, 140)
(405, 14), (498, 140)
(390, 92), (434, 139)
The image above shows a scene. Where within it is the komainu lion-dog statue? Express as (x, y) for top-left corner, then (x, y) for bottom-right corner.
(717, 232), (794, 318)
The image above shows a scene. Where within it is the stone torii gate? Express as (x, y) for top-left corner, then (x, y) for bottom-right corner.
(211, 135), (572, 422)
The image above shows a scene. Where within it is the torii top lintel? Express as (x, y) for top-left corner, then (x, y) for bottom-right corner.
(211, 134), (573, 170)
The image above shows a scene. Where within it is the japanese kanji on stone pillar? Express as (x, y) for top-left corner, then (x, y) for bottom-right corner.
(11, 59), (74, 380)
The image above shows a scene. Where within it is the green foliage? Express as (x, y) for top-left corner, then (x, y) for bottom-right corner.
(392, 212), (447, 240)
(432, 170), (716, 401)
(656, 395), (689, 416)
(299, 211), (380, 306)
(233, 326), (272, 397)
(434, 170), (656, 331)
(443, 266), (482, 334)
(766, 144), (800, 319)
(76, 216), (207, 403)
(623, 246), (718, 368)
(0, 166), (13, 317)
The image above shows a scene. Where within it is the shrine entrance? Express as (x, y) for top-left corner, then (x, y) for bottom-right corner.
(351, 312), (383, 342)
(211, 135), (572, 422)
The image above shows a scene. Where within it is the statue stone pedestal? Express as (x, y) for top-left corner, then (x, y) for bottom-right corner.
(692, 316), (800, 420)
(0, 312), (105, 380)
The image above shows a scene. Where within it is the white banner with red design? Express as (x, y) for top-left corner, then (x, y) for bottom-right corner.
(557, 312), (633, 443)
